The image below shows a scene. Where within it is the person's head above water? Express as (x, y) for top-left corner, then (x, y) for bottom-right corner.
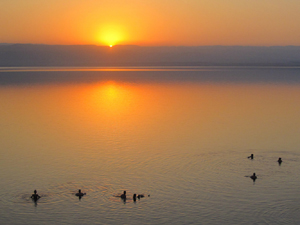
(31, 190), (41, 201)
(75, 189), (85, 197)
(121, 191), (126, 199)
(250, 173), (257, 180)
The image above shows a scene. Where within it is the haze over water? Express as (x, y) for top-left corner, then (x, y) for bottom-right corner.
(1, 67), (300, 224)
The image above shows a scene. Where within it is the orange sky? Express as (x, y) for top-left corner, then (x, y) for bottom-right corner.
(1, 0), (300, 46)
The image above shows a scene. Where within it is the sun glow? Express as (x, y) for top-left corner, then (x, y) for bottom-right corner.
(91, 82), (136, 117)
(98, 25), (126, 46)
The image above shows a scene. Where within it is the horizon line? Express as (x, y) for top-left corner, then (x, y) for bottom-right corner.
(1, 43), (300, 48)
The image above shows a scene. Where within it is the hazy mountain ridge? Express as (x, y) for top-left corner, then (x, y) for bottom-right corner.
(1, 44), (300, 67)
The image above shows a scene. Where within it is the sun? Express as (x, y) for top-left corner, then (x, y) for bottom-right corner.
(98, 24), (125, 46)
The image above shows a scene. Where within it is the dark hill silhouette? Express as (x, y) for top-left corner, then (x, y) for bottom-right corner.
(1, 44), (300, 67)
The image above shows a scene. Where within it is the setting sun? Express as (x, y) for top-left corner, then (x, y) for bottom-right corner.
(98, 24), (126, 46)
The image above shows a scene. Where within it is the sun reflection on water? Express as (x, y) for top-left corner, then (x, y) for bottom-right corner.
(90, 81), (137, 117)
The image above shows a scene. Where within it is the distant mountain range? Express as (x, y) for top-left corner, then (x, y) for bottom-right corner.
(1, 44), (300, 67)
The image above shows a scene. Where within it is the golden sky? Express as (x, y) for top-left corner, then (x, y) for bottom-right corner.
(1, 0), (300, 46)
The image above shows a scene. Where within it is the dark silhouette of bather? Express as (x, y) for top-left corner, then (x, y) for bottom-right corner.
(133, 194), (137, 202)
(31, 190), (41, 202)
(248, 154), (254, 159)
(278, 157), (282, 165)
(121, 191), (126, 199)
(75, 189), (86, 199)
(120, 190), (126, 203)
(250, 173), (257, 181)
(137, 194), (144, 199)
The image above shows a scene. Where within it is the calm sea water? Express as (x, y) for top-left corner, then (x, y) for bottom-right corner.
(1, 67), (300, 224)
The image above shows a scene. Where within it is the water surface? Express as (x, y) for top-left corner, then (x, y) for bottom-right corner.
(1, 67), (300, 224)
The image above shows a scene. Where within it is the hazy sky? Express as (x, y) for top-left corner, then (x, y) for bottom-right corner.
(1, 0), (300, 46)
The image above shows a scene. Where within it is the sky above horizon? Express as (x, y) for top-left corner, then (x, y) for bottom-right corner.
(1, 0), (300, 46)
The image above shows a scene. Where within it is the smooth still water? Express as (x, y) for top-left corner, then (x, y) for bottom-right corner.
(1, 67), (300, 225)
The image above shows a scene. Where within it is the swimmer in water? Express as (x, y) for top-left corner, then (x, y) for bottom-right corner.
(278, 157), (282, 164)
(137, 194), (144, 199)
(120, 191), (126, 199)
(133, 194), (137, 202)
(31, 190), (41, 201)
(250, 173), (257, 181)
(248, 154), (254, 159)
(75, 189), (86, 197)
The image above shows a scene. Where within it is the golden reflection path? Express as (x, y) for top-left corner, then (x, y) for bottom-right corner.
(89, 81), (138, 117)
(1, 81), (300, 157)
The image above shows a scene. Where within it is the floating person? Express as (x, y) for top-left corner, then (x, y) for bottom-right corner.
(75, 189), (86, 199)
(120, 191), (126, 203)
(31, 190), (41, 202)
(133, 194), (137, 202)
(278, 157), (282, 165)
(120, 191), (126, 200)
(250, 173), (257, 181)
(248, 154), (254, 159)
(137, 194), (144, 199)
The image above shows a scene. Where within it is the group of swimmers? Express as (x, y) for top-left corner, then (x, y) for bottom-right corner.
(31, 189), (86, 202)
(31, 189), (148, 203)
(30, 154), (282, 202)
(120, 191), (148, 202)
(247, 154), (283, 181)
